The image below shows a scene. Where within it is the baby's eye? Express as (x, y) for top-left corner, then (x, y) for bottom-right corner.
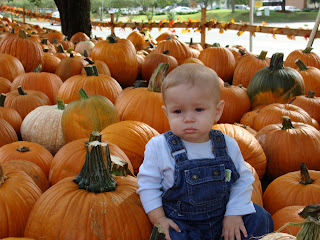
(174, 109), (182, 114)
(195, 108), (204, 112)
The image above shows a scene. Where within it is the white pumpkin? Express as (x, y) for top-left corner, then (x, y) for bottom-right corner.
(20, 100), (66, 155)
(74, 40), (95, 57)
(259, 233), (296, 239)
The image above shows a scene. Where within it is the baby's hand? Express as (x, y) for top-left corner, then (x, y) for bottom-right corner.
(221, 215), (247, 240)
(155, 216), (180, 240)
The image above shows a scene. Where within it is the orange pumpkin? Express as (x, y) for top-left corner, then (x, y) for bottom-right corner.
(42, 49), (61, 73)
(0, 77), (12, 93)
(246, 162), (263, 207)
(80, 59), (111, 76)
(0, 164), (42, 238)
(61, 88), (120, 143)
(24, 141), (152, 239)
(295, 59), (320, 96)
(69, 31), (90, 44)
(42, 30), (65, 43)
(256, 117), (320, 180)
(0, 93), (22, 135)
(91, 34), (138, 88)
(127, 30), (146, 51)
(0, 54), (25, 82)
(285, 47), (320, 69)
(101, 120), (159, 174)
(55, 53), (84, 82)
(0, 118), (18, 148)
(155, 31), (177, 42)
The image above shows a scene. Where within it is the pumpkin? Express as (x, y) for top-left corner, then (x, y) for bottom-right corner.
(61, 88), (120, 143)
(10, 67), (63, 104)
(256, 117), (320, 180)
(182, 57), (204, 65)
(80, 59), (111, 76)
(55, 53), (84, 82)
(69, 31), (90, 44)
(56, 36), (75, 52)
(42, 30), (65, 43)
(295, 59), (320, 96)
(40, 38), (56, 53)
(239, 105), (266, 127)
(49, 132), (133, 185)
(246, 162), (263, 207)
(54, 44), (70, 60)
(188, 38), (203, 52)
(0, 118), (18, 148)
(212, 123), (266, 179)
(0, 141), (53, 177)
(247, 52), (305, 109)
(0, 77), (12, 93)
(285, 47), (320, 69)
(2, 159), (49, 193)
(0, 29), (44, 72)
(263, 163), (320, 215)
(74, 40), (95, 56)
(289, 91), (320, 124)
(155, 31), (177, 42)
(24, 140), (152, 240)
(115, 63), (170, 134)
(0, 164), (42, 238)
(218, 83), (251, 124)
(232, 50), (270, 88)
(0, 54), (25, 82)
(0, 93), (22, 135)
(141, 50), (178, 81)
(127, 30), (146, 51)
(42, 49), (61, 73)
(4, 86), (51, 119)
(226, 45), (246, 66)
(272, 205), (305, 236)
(91, 34), (138, 88)
(57, 65), (122, 104)
(250, 103), (316, 131)
(21, 99), (66, 155)
(101, 120), (159, 175)
(153, 37), (192, 65)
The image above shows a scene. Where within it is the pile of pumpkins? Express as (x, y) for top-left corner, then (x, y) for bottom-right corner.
(0, 15), (320, 239)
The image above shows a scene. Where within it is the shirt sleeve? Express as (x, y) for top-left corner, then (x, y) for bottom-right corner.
(224, 135), (256, 216)
(136, 138), (164, 214)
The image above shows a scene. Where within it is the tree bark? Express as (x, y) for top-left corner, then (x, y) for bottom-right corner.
(54, 0), (92, 40)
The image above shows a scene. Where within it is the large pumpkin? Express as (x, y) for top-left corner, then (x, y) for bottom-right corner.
(0, 118), (18, 148)
(0, 54), (25, 82)
(55, 53), (84, 82)
(256, 117), (320, 180)
(61, 88), (119, 143)
(91, 34), (138, 88)
(285, 47), (320, 69)
(247, 52), (305, 109)
(24, 140), (152, 239)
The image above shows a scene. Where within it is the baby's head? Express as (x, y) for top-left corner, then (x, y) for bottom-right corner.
(161, 63), (221, 105)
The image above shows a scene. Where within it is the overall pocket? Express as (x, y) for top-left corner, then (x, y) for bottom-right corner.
(185, 164), (227, 206)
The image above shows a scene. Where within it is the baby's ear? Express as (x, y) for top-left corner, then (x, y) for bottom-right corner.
(214, 100), (225, 122)
(162, 105), (168, 116)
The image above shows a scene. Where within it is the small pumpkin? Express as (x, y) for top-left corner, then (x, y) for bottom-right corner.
(295, 59), (320, 96)
(0, 77), (12, 93)
(285, 47), (320, 69)
(0, 93), (22, 135)
(55, 52), (84, 82)
(0, 118), (18, 148)
(0, 54), (25, 82)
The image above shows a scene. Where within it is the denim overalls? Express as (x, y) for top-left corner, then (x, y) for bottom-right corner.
(162, 130), (273, 240)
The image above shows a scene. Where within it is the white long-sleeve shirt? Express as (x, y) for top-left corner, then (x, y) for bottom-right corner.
(137, 133), (255, 216)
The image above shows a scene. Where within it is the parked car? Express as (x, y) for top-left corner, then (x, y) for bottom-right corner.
(235, 4), (250, 10)
(50, 11), (60, 25)
(269, 6), (282, 11)
(285, 6), (302, 12)
(170, 6), (194, 14)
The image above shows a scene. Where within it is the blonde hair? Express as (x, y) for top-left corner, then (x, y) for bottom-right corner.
(161, 63), (221, 102)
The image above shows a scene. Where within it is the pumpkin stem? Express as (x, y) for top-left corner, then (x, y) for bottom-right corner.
(84, 57), (94, 65)
(306, 91), (315, 98)
(133, 80), (148, 88)
(56, 97), (65, 110)
(0, 93), (5, 107)
(163, 50), (170, 55)
(83, 49), (88, 58)
(84, 66), (94, 76)
(302, 47), (313, 54)
(18, 29), (27, 39)
(149, 224), (166, 240)
(16, 146), (30, 152)
(299, 162), (314, 185)
(78, 88), (89, 100)
(189, 38), (194, 45)
(73, 140), (117, 193)
(41, 38), (48, 45)
(106, 34), (117, 43)
(223, 82), (231, 88)
(57, 44), (65, 53)
(17, 86), (27, 95)
(212, 42), (221, 47)
(147, 63), (169, 93)
(298, 204), (320, 219)
(110, 155), (131, 176)
(43, 48), (49, 53)
(0, 164), (8, 187)
(32, 65), (42, 73)
(52, 38), (58, 44)
(257, 50), (268, 60)
(239, 49), (246, 56)
(269, 52), (284, 71)
(295, 59), (308, 71)
(281, 116), (294, 130)
(92, 65), (99, 76)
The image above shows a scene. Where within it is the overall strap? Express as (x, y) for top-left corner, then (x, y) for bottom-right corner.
(210, 130), (228, 157)
(163, 131), (188, 162)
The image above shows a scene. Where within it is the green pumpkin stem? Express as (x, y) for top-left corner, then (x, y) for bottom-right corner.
(32, 65), (42, 73)
(281, 116), (294, 130)
(224, 82), (231, 88)
(92, 65), (99, 76)
(78, 88), (89, 100)
(269, 52), (284, 71)
(84, 57), (94, 65)
(0, 164), (8, 187)
(239, 49), (246, 56)
(18, 29), (27, 39)
(41, 38), (48, 45)
(149, 224), (166, 240)
(57, 44), (65, 53)
(107, 34), (117, 43)
(83, 49), (89, 58)
(302, 47), (313, 54)
(16, 146), (30, 152)
(84, 66), (94, 76)
(212, 42), (221, 47)
(88, 131), (101, 143)
(17, 86), (27, 95)
(257, 50), (268, 60)
(306, 91), (315, 98)
(147, 62), (169, 93)
(295, 59), (308, 71)
(73, 139), (117, 193)
(56, 97), (65, 110)
(0, 93), (5, 107)
(299, 162), (314, 185)
(43, 48), (49, 53)
(110, 155), (131, 176)
(163, 50), (170, 55)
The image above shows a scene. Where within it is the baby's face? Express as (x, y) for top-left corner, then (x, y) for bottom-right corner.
(162, 83), (224, 143)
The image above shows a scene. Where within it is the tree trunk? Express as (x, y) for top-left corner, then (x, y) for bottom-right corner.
(54, 0), (92, 40)
(281, 0), (286, 11)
